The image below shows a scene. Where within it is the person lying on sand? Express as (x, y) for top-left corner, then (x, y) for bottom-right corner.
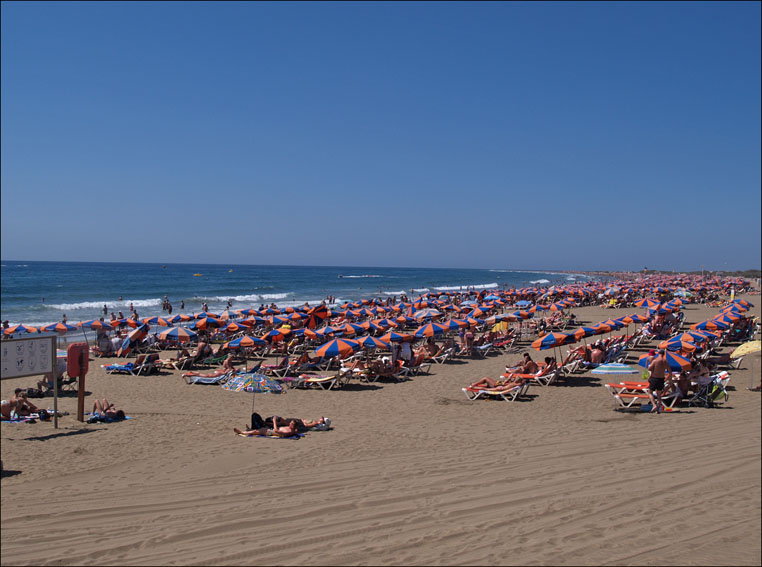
(251, 412), (331, 431)
(88, 398), (126, 423)
(234, 417), (299, 438)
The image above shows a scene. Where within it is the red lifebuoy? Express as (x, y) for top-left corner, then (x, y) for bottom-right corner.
(67, 342), (89, 378)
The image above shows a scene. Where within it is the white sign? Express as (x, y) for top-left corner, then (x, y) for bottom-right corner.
(1, 336), (56, 379)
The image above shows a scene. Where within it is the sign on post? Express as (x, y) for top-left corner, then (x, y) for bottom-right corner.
(1, 336), (59, 428)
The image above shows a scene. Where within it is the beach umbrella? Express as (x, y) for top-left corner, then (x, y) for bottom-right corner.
(314, 338), (360, 360)
(380, 331), (413, 343)
(532, 332), (574, 351)
(373, 318), (399, 329)
(337, 322), (365, 336)
(116, 323), (150, 357)
(142, 316), (173, 327)
(190, 317), (224, 330)
(572, 326), (599, 340)
(356, 335), (391, 350)
(219, 308), (237, 321)
(491, 321), (511, 333)
(40, 322), (77, 334)
(314, 325), (339, 337)
(591, 363), (641, 376)
(222, 372), (285, 414)
(634, 298), (660, 309)
(303, 305), (330, 329)
(236, 308), (259, 316)
(413, 308), (442, 320)
(690, 319), (728, 331)
(221, 322), (250, 333)
(440, 319), (468, 331)
(157, 326), (198, 343)
(658, 340), (698, 354)
(3, 324), (39, 335)
(730, 340), (761, 359)
(78, 320), (113, 331)
(195, 312), (221, 319)
(638, 351), (691, 372)
(359, 320), (383, 333)
(261, 328), (290, 343)
(113, 318), (141, 329)
(414, 322), (447, 338)
(224, 335), (267, 349)
(622, 314), (649, 324)
(168, 314), (194, 324)
(670, 331), (707, 344)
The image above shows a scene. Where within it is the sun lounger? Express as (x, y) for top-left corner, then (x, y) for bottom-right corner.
(473, 343), (494, 358)
(183, 370), (233, 385)
(462, 380), (530, 402)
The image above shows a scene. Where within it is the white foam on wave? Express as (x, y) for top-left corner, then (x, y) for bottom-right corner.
(341, 275), (383, 278)
(530, 279), (551, 284)
(412, 287), (430, 292)
(193, 292), (290, 303)
(47, 298), (161, 311)
(383, 290), (406, 295)
(433, 282), (499, 291)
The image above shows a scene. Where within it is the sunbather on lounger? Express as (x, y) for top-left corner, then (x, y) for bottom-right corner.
(506, 353), (538, 375)
(468, 376), (527, 391)
(182, 368), (230, 379)
(234, 418), (299, 438)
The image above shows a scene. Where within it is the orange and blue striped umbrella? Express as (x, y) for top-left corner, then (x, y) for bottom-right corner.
(40, 322), (77, 334)
(572, 326), (599, 340)
(313, 338), (360, 360)
(634, 298), (660, 309)
(638, 351), (691, 372)
(157, 326), (198, 343)
(356, 335), (390, 350)
(658, 339), (697, 353)
(222, 322), (250, 333)
(532, 332), (575, 351)
(380, 331), (413, 343)
(3, 324), (39, 335)
(414, 322), (447, 337)
(168, 314), (194, 324)
(338, 323), (364, 336)
(79, 319), (114, 330)
(142, 316), (173, 327)
(224, 335), (267, 349)
(191, 317), (224, 330)
(622, 313), (649, 324)
(691, 319), (728, 331)
(116, 323), (150, 357)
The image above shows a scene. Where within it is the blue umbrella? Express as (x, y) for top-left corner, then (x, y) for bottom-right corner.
(591, 363), (641, 376)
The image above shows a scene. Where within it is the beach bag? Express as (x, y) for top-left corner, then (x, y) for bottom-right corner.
(37, 409), (50, 421)
(251, 412), (266, 430)
(25, 388), (44, 398)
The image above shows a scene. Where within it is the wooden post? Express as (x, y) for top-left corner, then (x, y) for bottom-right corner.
(53, 371), (59, 429)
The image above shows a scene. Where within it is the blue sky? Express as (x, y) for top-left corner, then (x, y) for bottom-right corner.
(2, 1), (760, 272)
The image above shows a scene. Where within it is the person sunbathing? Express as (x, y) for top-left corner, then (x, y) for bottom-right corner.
(251, 412), (331, 431)
(468, 376), (527, 391)
(506, 353), (538, 375)
(88, 398), (126, 423)
(234, 417), (299, 438)
(10, 389), (39, 417)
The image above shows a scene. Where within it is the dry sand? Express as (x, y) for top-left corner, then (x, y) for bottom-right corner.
(2, 295), (760, 566)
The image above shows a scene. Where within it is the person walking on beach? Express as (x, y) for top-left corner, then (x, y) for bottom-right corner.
(647, 350), (669, 413)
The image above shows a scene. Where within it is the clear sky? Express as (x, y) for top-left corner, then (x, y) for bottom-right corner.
(2, 1), (760, 272)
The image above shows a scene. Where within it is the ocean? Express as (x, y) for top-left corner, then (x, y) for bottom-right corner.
(0, 261), (593, 327)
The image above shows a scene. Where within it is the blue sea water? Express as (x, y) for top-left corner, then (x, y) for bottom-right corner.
(0, 261), (593, 326)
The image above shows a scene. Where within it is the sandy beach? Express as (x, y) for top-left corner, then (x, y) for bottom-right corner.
(1, 295), (760, 566)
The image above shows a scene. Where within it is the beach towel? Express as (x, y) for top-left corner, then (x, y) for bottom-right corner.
(236, 432), (304, 440)
(84, 412), (133, 423)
